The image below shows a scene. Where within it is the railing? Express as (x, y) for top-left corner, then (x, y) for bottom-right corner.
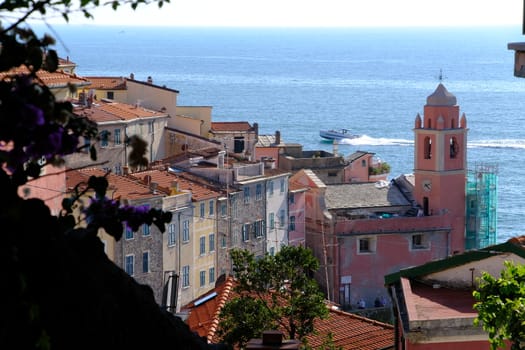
(334, 214), (450, 236)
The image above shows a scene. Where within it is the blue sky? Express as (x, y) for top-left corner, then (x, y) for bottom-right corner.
(43, 0), (523, 27)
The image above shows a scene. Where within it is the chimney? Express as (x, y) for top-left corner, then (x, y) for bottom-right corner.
(332, 139), (339, 156)
(246, 331), (300, 350)
(130, 72), (135, 80)
(275, 130), (281, 145)
(147, 76), (153, 84)
(149, 182), (158, 194)
(122, 166), (129, 175)
(78, 91), (86, 106)
(218, 150), (225, 169)
(170, 181), (179, 195)
(253, 122), (259, 137)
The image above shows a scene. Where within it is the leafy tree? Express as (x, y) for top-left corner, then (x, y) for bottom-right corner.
(0, 1), (213, 350)
(473, 261), (525, 350)
(218, 246), (329, 349)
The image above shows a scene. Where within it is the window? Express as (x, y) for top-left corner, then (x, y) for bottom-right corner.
(411, 234), (429, 250)
(182, 265), (190, 287)
(280, 179), (285, 193)
(125, 255), (134, 275)
(254, 220), (264, 238)
(270, 247), (275, 256)
(200, 203), (205, 218)
(114, 163), (121, 175)
(361, 159), (367, 167)
(143, 223), (150, 236)
(168, 223), (176, 246)
(234, 136), (244, 153)
(450, 137), (458, 159)
(256, 184), (262, 200)
(142, 252), (149, 273)
(182, 220), (190, 242)
(424, 137), (432, 159)
(268, 181), (274, 196)
(200, 236), (206, 255)
(231, 196), (238, 218)
(114, 128), (121, 145)
(100, 130), (109, 147)
(269, 213), (275, 229)
(242, 224), (250, 242)
(148, 121), (154, 133)
(209, 267), (215, 284)
(106, 91), (114, 99)
(125, 225), (133, 240)
(209, 200), (214, 216)
(244, 187), (250, 204)
(289, 193), (295, 204)
(221, 234), (227, 248)
(221, 202), (227, 217)
(200, 271), (206, 287)
(209, 233), (215, 252)
(358, 237), (377, 254)
(279, 209), (285, 227)
(289, 216), (296, 231)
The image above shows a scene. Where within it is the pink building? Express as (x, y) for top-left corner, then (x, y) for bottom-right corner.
(288, 178), (308, 246)
(297, 84), (468, 308)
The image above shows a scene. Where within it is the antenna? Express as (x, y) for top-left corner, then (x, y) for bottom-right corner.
(437, 69), (447, 82)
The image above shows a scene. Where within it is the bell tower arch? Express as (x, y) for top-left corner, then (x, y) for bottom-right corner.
(414, 83), (468, 253)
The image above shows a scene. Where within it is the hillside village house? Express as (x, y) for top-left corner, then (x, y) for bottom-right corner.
(68, 99), (170, 173)
(66, 168), (166, 301)
(384, 237), (525, 350)
(171, 151), (291, 266)
(66, 167), (224, 309)
(128, 168), (223, 308)
(293, 84), (470, 309)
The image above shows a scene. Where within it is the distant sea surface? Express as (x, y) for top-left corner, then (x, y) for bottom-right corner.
(36, 24), (525, 242)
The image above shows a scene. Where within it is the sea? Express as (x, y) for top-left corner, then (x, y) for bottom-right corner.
(34, 24), (525, 243)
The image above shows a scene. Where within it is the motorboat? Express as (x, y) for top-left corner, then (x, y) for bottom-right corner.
(319, 128), (360, 140)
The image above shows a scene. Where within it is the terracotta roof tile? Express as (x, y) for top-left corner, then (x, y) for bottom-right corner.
(0, 66), (91, 88)
(129, 169), (222, 201)
(66, 168), (161, 201)
(211, 122), (254, 132)
(74, 99), (167, 123)
(86, 76), (127, 90)
(181, 276), (394, 349)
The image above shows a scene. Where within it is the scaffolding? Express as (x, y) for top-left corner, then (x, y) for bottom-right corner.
(465, 163), (498, 250)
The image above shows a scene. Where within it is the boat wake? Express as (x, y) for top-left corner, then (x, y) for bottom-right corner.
(468, 139), (525, 149)
(336, 135), (413, 146)
(332, 136), (525, 149)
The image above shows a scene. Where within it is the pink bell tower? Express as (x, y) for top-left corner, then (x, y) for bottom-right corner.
(414, 83), (468, 254)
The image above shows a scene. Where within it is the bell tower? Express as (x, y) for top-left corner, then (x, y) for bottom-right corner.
(414, 83), (468, 253)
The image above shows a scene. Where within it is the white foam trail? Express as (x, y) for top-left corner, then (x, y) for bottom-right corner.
(468, 140), (525, 149)
(336, 136), (525, 149)
(337, 135), (413, 146)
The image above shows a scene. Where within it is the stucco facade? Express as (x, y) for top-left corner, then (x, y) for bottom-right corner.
(297, 84), (469, 308)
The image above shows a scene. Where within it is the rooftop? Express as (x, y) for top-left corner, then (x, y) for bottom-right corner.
(86, 76), (127, 90)
(181, 276), (394, 350)
(324, 182), (411, 210)
(0, 66), (91, 89)
(75, 99), (168, 123)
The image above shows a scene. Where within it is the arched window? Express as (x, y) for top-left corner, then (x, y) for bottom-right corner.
(450, 137), (459, 158)
(426, 119), (432, 128)
(424, 137), (432, 159)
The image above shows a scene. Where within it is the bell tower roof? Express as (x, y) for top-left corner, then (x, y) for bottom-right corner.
(426, 83), (457, 106)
